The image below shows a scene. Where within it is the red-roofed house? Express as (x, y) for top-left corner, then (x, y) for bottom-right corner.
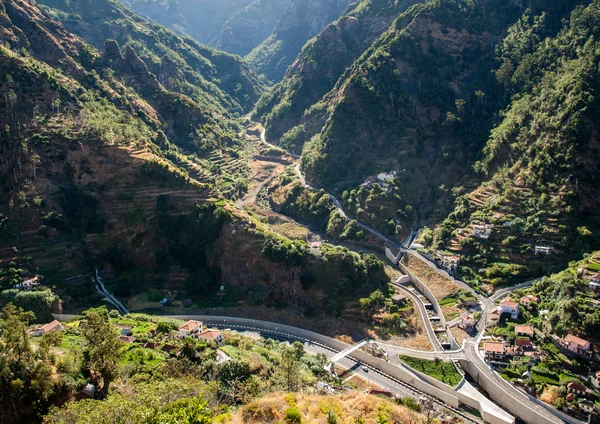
(515, 338), (533, 354)
(500, 298), (520, 319)
(488, 308), (502, 327)
(520, 295), (539, 308)
(178, 320), (203, 339)
(484, 342), (507, 361)
(515, 325), (535, 338)
(197, 328), (223, 343)
(161, 344), (178, 354)
(562, 334), (592, 357)
(567, 382), (587, 396)
(30, 319), (63, 337)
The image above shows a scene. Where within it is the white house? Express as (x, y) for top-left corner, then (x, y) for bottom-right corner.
(534, 244), (555, 255)
(178, 320), (203, 339)
(499, 297), (520, 319)
(197, 328), (223, 343)
(15, 276), (39, 291)
(472, 224), (492, 240)
(377, 171), (396, 182)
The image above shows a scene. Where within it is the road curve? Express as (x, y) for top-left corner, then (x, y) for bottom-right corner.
(392, 284), (443, 352)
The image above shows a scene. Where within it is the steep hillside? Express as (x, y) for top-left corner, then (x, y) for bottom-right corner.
(253, 0), (587, 244)
(245, 0), (355, 82)
(254, 0), (421, 146)
(0, 0), (259, 308)
(424, 1), (600, 288)
(121, 0), (291, 57)
(0, 0), (391, 321)
(37, 0), (262, 113)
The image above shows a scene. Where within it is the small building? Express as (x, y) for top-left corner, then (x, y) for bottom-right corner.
(472, 224), (492, 240)
(116, 325), (133, 336)
(30, 319), (63, 337)
(197, 328), (223, 343)
(499, 298), (520, 320)
(592, 371), (600, 389)
(581, 400), (595, 413)
(567, 382), (587, 396)
(515, 325), (535, 338)
(515, 338), (532, 350)
(488, 308), (502, 327)
(119, 335), (137, 344)
(178, 320), (203, 339)
(441, 254), (461, 272)
(566, 393), (576, 402)
(460, 314), (476, 329)
(377, 171), (396, 182)
(392, 294), (407, 305)
(589, 275), (600, 292)
(520, 295), (539, 308)
(161, 344), (178, 354)
(562, 334), (592, 357)
(143, 341), (158, 349)
(484, 342), (507, 361)
(534, 244), (555, 256)
(16, 276), (39, 291)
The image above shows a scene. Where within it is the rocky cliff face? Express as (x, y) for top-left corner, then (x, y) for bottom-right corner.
(37, 0), (263, 114)
(215, 0), (290, 56)
(254, 0), (420, 146)
(245, 0), (354, 81)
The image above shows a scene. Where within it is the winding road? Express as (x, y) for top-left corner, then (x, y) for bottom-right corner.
(272, 129), (583, 424)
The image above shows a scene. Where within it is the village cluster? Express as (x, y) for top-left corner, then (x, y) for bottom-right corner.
(481, 289), (599, 418)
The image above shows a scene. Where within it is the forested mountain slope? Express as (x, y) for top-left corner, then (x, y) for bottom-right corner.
(254, 0), (597, 284)
(122, 0), (291, 57)
(426, 1), (600, 287)
(245, 0), (355, 82)
(0, 0), (261, 306)
(253, 0), (422, 146)
(117, 0), (353, 82)
(37, 0), (262, 113)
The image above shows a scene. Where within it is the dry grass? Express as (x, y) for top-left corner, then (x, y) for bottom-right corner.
(450, 327), (467, 347)
(271, 223), (309, 240)
(405, 254), (459, 299)
(539, 385), (560, 406)
(227, 392), (422, 424)
(394, 333), (434, 351)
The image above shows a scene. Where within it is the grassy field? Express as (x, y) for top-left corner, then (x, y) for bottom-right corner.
(399, 355), (462, 387)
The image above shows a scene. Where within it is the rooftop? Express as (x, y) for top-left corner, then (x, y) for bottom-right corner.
(564, 334), (590, 347)
(179, 320), (203, 331)
(484, 342), (505, 353)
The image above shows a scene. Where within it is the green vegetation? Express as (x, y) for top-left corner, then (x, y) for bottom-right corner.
(398, 355), (462, 387)
(2, 304), (366, 423)
(0, 289), (58, 323)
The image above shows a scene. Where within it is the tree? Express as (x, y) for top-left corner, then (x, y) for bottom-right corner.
(82, 307), (123, 396)
(0, 302), (34, 361)
(280, 346), (300, 391)
(0, 303), (54, 422)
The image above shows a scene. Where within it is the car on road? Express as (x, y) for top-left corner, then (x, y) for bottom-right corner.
(362, 366), (369, 372)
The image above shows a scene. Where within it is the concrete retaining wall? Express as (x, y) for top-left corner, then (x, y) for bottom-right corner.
(459, 359), (557, 424)
(398, 261), (446, 326)
(385, 247), (399, 265)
